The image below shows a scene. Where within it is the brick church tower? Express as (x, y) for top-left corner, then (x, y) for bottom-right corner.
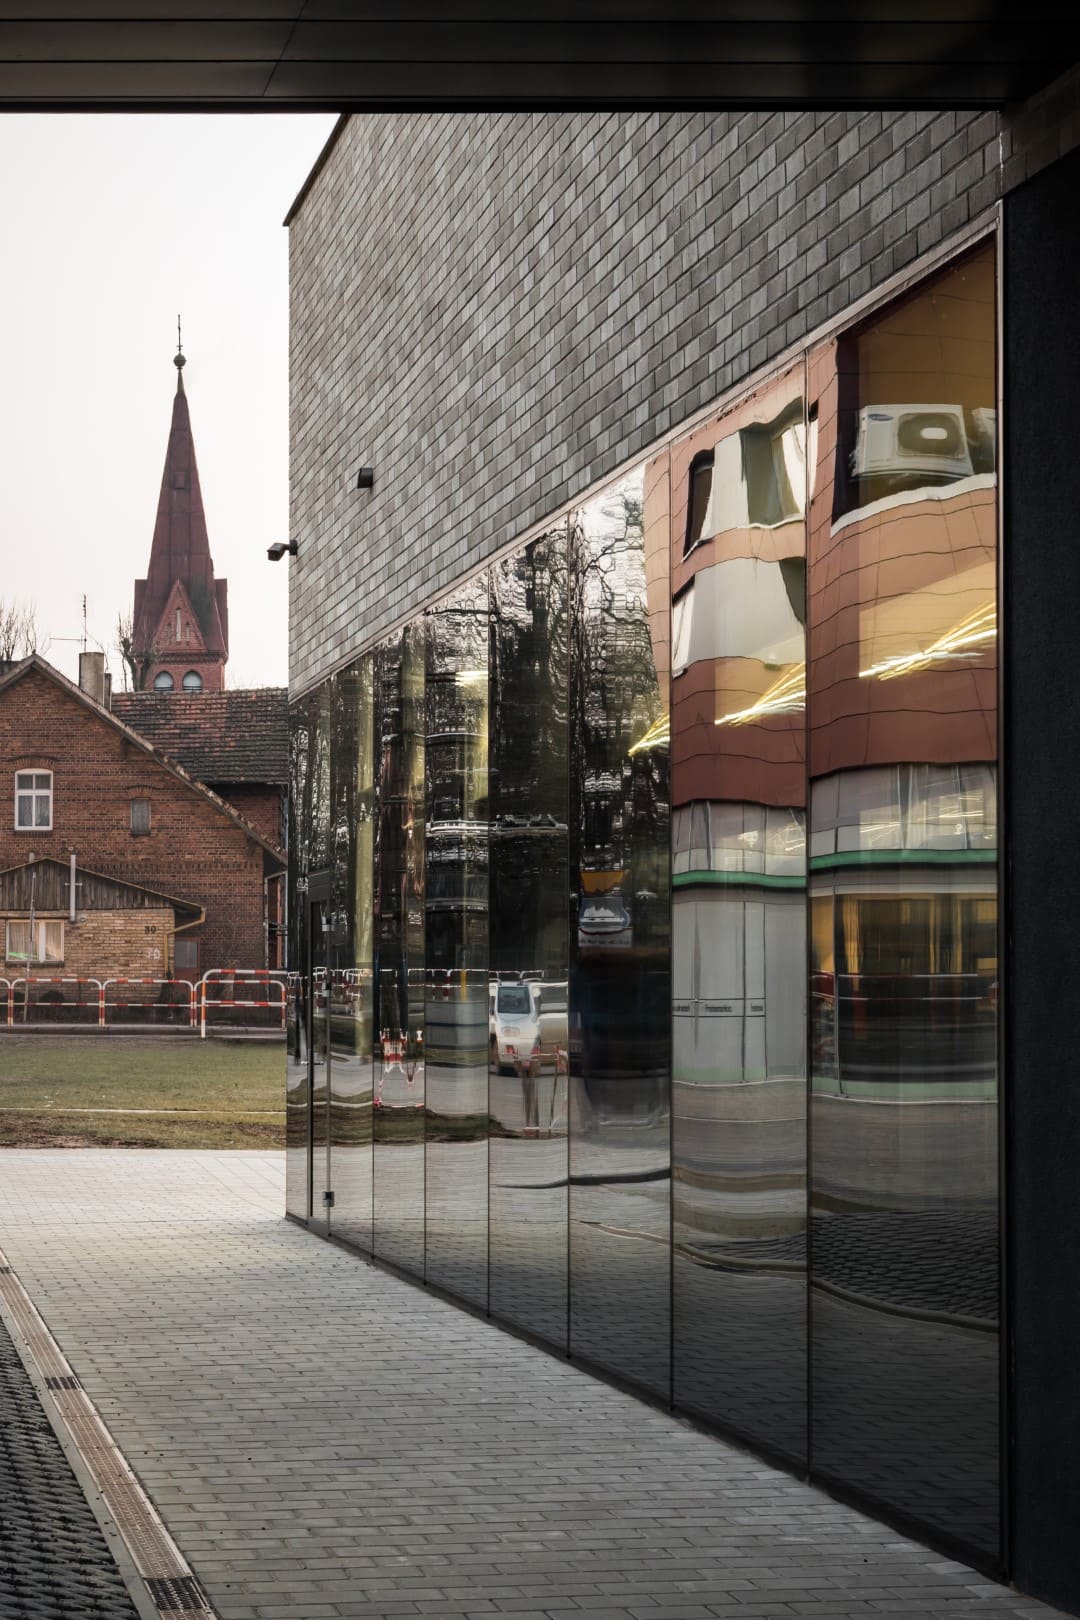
(132, 342), (228, 692)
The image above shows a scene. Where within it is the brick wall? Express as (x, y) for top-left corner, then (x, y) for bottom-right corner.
(0, 905), (175, 980)
(211, 784), (284, 849)
(0, 668), (272, 968)
(287, 73), (1080, 698)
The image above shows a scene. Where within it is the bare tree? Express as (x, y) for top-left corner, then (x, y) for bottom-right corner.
(115, 611), (162, 691)
(0, 598), (42, 662)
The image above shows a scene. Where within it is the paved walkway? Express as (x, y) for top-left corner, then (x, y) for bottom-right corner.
(0, 1150), (1061, 1620)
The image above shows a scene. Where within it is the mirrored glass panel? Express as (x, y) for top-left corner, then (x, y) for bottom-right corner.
(568, 461), (672, 1396)
(328, 657), (375, 1252)
(372, 627), (427, 1278)
(424, 577), (490, 1307)
(808, 241), (999, 1559)
(286, 687), (331, 1222)
(670, 369), (808, 1464)
(488, 529), (570, 1345)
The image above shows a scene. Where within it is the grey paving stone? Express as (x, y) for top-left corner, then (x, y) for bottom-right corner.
(0, 1150), (1067, 1620)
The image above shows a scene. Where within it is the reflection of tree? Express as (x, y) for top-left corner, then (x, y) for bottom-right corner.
(489, 530), (570, 977)
(373, 630), (425, 1034)
(569, 475), (669, 905)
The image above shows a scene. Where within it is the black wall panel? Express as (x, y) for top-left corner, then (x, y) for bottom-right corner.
(1005, 141), (1080, 1615)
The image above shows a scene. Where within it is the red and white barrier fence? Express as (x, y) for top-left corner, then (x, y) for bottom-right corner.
(197, 974), (286, 1040)
(0, 969), (286, 1033)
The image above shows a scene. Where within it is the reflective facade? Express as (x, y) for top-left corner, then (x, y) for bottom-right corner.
(288, 238), (1000, 1568)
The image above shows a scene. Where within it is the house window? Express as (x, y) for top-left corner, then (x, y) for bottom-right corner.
(6, 918), (64, 964)
(130, 798), (152, 835)
(14, 770), (52, 830)
(182, 670), (202, 692)
(174, 937), (199, 974)
(153, 671), (174, 691)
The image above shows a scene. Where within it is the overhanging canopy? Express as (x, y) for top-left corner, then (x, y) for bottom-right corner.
(0, 4), (1069, 110)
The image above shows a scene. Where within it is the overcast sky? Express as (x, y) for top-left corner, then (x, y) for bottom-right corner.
(0, 113), (337, 689)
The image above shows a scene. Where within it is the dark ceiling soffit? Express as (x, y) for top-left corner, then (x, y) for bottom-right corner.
(0, 10), (1071, 111)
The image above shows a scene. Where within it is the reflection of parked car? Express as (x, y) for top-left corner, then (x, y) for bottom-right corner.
(577, 894), (633, 949)
(489, 980), (540, 1073)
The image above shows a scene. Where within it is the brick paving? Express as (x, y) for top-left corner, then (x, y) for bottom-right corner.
(0, 1150), (1063, 1620)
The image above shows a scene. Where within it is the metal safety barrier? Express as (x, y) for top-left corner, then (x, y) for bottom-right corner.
(7, 976), (104, 1027)
(0, 971), (288, 1032)
(101, 978), (195, 1028)
(197, 976), (286, 1039)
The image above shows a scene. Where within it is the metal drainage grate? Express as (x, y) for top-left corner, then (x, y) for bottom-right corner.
(145, 1574), (215, 1613)
(46, 1372), (83, 1390)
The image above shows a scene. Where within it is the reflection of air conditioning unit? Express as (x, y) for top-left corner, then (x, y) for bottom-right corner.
(851, 404), (973, 482)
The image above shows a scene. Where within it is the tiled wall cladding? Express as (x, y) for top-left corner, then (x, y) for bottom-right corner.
(288, 107), (1009, 694)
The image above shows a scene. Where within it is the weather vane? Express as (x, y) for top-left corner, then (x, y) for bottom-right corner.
(175, 313), (186, 371)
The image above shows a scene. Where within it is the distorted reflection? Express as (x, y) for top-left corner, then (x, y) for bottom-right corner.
(670, 370), (808, 1462)
(327, 658), (375, 1251)
(488, 530), (570, 1345)
(286, 688), (331, 1223)
(372, 627), (426, 1278)
(808, 240), (999, 1558)
(424, 578), (489, 1308)
(568, 461), (672, 1395)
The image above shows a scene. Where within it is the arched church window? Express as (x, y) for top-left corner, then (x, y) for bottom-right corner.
(153, 671), (174, 692)
(182, 670), (203, 692)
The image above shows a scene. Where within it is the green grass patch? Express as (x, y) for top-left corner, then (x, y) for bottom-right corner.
(0, 1035), (284, 1149)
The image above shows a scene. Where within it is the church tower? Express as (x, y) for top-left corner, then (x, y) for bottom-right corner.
(132, 339), (228, 692)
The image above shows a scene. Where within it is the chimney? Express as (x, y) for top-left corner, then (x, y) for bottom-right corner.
(103, 672), (113, 709)
(78, 651), (106, 706)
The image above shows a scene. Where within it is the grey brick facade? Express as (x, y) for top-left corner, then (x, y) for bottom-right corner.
(287, 82), (1078, 695)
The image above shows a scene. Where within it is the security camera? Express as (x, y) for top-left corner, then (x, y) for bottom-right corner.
(267, 540), (298, 562)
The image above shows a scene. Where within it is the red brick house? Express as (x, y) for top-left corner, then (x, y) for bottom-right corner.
(0, 654), (284, 977)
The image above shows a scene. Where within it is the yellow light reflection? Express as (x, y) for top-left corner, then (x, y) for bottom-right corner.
(628, 713), (670, 755)
(858, 601), (996, 681)
(715, 663), (806, 726)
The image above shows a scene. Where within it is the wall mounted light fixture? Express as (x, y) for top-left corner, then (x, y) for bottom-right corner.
(267, 540), (299, 562)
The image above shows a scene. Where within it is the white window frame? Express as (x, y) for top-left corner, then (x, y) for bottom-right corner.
(14, 770), (53, 831)
(5, 918), (64, 965)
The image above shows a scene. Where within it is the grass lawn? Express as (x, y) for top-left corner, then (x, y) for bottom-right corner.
(0, 1035), (284, 1149)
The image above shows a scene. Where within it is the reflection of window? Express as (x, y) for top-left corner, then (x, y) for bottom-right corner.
(684, 402), (807, 553)
(182, 670), (202, 692)
(742, 402), (806, 525)
(130, 798), (151, 835)
(832, 244), (997, 520)
(674, 559), (805, 673)
(672, 800), (806, 877)
(14, 770), (52, 830)
(153, 671), (174, 691)
(685, 452), (714, 553)
(6, 919), (63, 964)
(810, 764), (997, 858)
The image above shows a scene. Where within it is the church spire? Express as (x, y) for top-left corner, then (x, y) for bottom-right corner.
(132, 339), (229, 693)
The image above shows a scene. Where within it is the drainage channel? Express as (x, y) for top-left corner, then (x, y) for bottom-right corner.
(0, 1251), (217, 1620)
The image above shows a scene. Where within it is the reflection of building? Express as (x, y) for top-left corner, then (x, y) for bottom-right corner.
(283, 106), (1080, 1618)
